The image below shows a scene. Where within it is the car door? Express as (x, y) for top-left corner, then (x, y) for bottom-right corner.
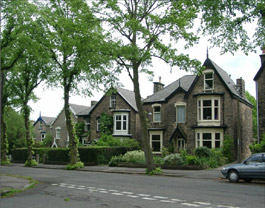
(239, 154), (262, 178)
(258, 154), (265, 179)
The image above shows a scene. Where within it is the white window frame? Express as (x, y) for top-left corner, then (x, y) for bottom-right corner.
(84, 118), (90, 132)
(41, 133), (46, 141)
(152, 104), (161, 123)
(197, 96), (221, 126)
(110, 95), (116, 108)
(195, 129), (223, 149)
(113, 112), (129, 135)
(177, 138), (186, 152)
(97, 118), (100, 132)
(55, 127), (61, 139)
(175, 102), (186, 123)
(150, 131), (163, 154)
(39, 121), (43, 130)
(204, 69), (214, 92)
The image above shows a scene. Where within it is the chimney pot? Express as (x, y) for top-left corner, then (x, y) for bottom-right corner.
(153, 77), (164, 93)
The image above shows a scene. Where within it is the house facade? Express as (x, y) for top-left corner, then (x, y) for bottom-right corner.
(51, 104), (91, 148)
(33, 115), (55, 142)
(87, 88), (141, 141)
(254, 48), (265, 142)
(143, 57), (253, 161)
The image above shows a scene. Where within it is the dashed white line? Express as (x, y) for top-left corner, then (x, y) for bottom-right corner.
(77, 187), (86, 190)
(51, 184), (58, 186)
(153, 196), (168, 199)
(171, 199), (186, 202)
(122, 191), (134, 194)
(194, 201), (211, 205)
(160, 200), (175, 203)
(111, 193), (124, 196)
(181, 203), (200, 207)
(126, 195), (139, 198)
(99, 191), (109, 193)
(137, 194), (150, 197)
(109, 190), (119, 192)
(142, 197), (157, 201)
(218, 205), (240, 208)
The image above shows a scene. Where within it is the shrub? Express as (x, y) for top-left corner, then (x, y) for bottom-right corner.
(195, 147), (211, 158)
(221, 135), (234, 162)
(163, 153), (184, 166)
(25, 159), (38, 167)
(186, 155), (197, 165)
(66, 161), (84, 170)
(42, 134), (53, 147)
(96, 135), (140, 148)
(146, 167), (162, 175)
(250, 134), (265, 153)
(161, 147), (170, 158)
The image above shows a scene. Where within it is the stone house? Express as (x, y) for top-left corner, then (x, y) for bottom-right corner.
(254, 48), (265, 142)
(51, 103), (91, 148)
(143, 57), (253, 161)
(86, 88), (141, 141)
(33, 115), (55, 142)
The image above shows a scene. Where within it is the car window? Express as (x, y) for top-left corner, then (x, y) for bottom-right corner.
(248, 155), (262, 163)
(262, 154), (265, 163)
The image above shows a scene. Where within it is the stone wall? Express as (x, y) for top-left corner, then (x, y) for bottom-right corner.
(257, 67), (265, 139)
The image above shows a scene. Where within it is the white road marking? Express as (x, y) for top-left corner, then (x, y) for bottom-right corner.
(98, 188), (107, 191)
(153, 196), (168, 199)
(142, 197), (157, 201)
(137, 194), (150, 197)
(171, 199), (186, 202)
(111, 193), (124, 196)
(51, 184), (58, 186)
(99, 191), (109, 193)
(77, 187), (86, 190)
(181, 203), (200, 207)
(218, 205), (240, 208)
(122, 191), (134, 194)
(86, 187), (95, 189)
(194, 202), (211, 205)
(109, 190), (119, 192)
(160, 200), (175, 203)
(78, 185), (86, 188)
(66, 186), (75, 189)
(126, 195), (139, 198)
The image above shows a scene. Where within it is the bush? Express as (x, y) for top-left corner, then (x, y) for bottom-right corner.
(109, 150), (146, 166)
(195, 147), (211, 158)
(250, 134), (265, 153)
(25, 159), (38, 167)
(96, 135), (140, 148)
(163, 154), (184, 166)
(186, 155), (197, 165)
(42, 134), (53, 147)
(66, 161), (84, 170)
(221, 135), (234, 162)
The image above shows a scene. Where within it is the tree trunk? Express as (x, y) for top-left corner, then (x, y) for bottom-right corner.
(0, 70), (4, 161)
(24, 104), (33, 163)
(64, 84), (78, 165)
(132, 67), (156, 173)
(1, 112), (8, 162)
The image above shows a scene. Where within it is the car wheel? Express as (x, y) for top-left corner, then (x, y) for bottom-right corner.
(228, 170), (239, 182)
(243, 178), (252, 183)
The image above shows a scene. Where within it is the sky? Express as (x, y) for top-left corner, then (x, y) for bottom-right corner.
(29, 40), (262, 121)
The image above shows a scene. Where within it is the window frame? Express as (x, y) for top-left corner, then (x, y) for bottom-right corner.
(113, 112), (129, 135)
(84, 118), (90, 132)
(195, 129), (223, 149)
(204, 69), (214, 92)
(150, 131), (163, 154)
(152, 104), (161, 123)
(110, 94), (116, 108)
(55, 127), (61, 139)
(197, 96), (221, 125)
(96, 118), (101, 132)
(175, 102), (186, 123)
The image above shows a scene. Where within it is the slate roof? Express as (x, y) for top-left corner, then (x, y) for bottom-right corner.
(143, 75), (196, 103)
(143, 58), (251, 106)
(117, 87), (138, 111)
(254, 64), (265, 81)
(76, 106), (94, 116)
(69, 103), (90, 115)
(41, 116), (56, 125)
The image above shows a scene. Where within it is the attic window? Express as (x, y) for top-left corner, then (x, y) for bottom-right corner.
(204, 70), (214, 91)
(110, 95), (116, 108)
(39, 121), (43, 130)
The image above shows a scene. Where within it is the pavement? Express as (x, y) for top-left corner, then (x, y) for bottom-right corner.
(0, 163), (224, 196)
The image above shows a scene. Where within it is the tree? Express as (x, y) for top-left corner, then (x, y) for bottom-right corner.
(246, 91), (257, 139)
(93, 0), (202, 172)
(200, 0), (265, 54)
(39, 0), (116, 168)
(0, 0), (41, 163)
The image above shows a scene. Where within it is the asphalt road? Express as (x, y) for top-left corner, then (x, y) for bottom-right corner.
(1, 166), (264, 208)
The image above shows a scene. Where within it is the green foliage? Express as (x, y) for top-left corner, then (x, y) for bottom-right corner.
(1, 160), (11, 165)
(96, 135), (140, 148)
(146, 167), (162, 175)
(42, 133), (53, 147)
(195, 147), (211, 158)
(221, 135), (234, 162)
(163, 154), (184, 166)
(66, 161), (84, 170)
(99, 113), (113, 136)
(186, 155), (197, 165)
(64, 197), (70, 202)
(250, 134), (265, 153)
(246, 91), (257, 138)
(161, 147), (170, 158)
(25, 159), (38, 167)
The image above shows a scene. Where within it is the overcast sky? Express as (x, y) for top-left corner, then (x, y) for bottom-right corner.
(29, 39), (262, 121)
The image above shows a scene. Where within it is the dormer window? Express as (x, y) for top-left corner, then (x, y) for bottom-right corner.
(152, 104), (161, 122)
(110, 95), (116, 108)
(204, 70), (214, 91)
(39, 121), (43, 130)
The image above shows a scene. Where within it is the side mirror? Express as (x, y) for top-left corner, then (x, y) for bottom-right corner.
(243, 160), (248, 165)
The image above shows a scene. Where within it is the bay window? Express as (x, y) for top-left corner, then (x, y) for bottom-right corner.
(198, 97), (220, 124)
(196, 129), (223, 149)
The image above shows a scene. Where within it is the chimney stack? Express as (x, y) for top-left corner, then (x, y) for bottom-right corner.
(260, 47), (265, 65)
(153, 76), (164, 93)
(236, 77), (245, 98)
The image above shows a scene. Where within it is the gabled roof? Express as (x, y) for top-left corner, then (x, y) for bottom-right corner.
(201, 58), (251, 105)
(76, 105), (94, 116)
(69, 103), (90, 115)
(33, 116), (55, 126)
(254, 64), (265, 81)
(143, 58), (252, 106)
(143, 75), (196, 103)
(116, 87), (138, 111)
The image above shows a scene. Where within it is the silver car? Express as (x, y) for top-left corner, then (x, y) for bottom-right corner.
(221, 153), (265, 182)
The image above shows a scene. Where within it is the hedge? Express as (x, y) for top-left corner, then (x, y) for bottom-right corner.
(11, 146), (137, 165)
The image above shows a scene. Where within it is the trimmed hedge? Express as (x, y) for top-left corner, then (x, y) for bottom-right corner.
(11, 146), (137, 165)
